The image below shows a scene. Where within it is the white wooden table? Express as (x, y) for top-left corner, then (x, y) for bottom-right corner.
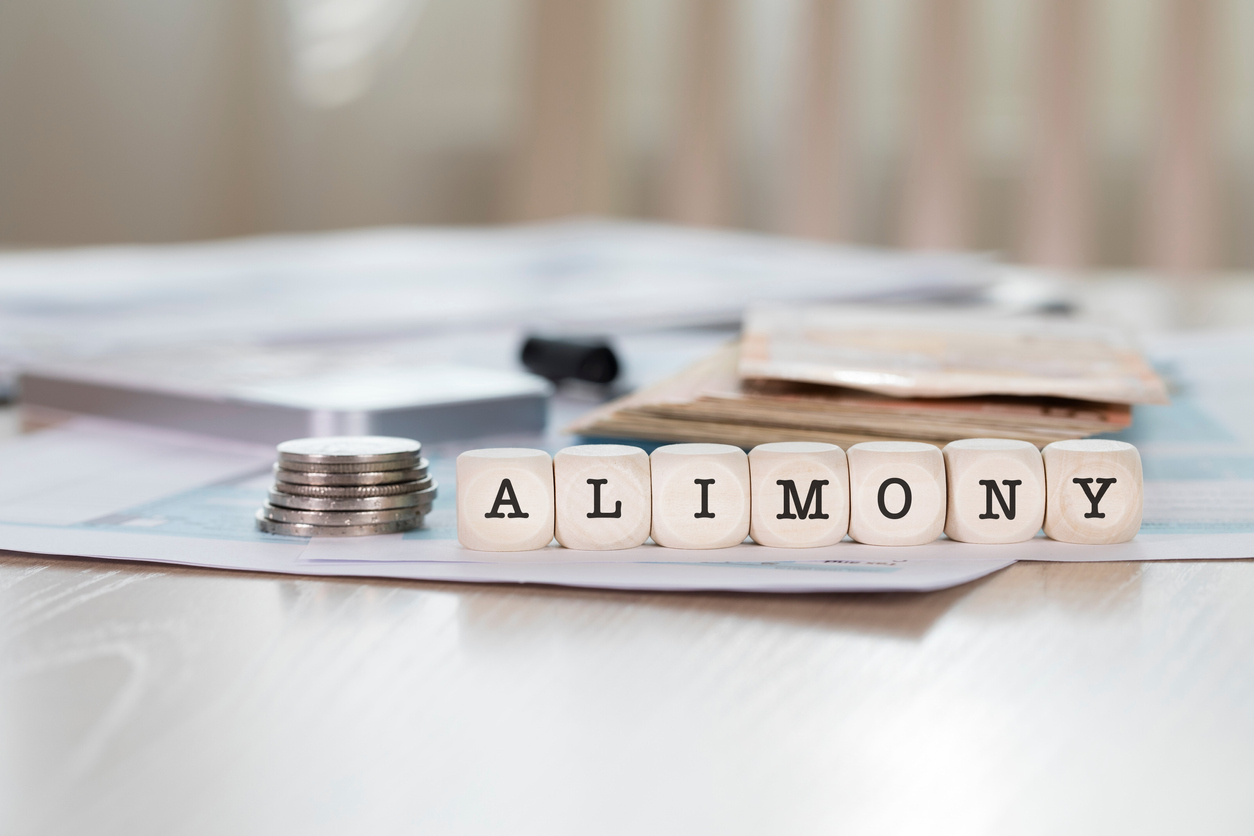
(4, 276), (1254, 835)
(5, 550), (1253, 835)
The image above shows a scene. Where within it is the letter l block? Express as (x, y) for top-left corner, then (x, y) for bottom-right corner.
(554, 444), (651, 550)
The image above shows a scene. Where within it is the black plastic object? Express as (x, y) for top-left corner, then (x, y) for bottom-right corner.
(521, 336), (620, 384)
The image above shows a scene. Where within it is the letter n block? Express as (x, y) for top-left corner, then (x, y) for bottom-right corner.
(554, 444), (651, 550)
(847, 442), (946, 546)
(748, 442), (848, 547)
(1043, 439), (1142, 544)
(650, 443), (750, 549)
(457, 448), (554, 551)
(942, 438), (1045, 544)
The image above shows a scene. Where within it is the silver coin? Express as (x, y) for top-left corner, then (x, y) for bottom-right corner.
(272, 478), (434, 498)
(272, 463), (427, 486)
(276, 436), (421, 466)
(277, 456), (420, 474)
(255, 509), (421, 537)
(268, 488), (434, 512)
(261, 503), (421, 526)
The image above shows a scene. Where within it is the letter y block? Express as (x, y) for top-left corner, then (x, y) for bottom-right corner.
(1043, 439), (1142, 544)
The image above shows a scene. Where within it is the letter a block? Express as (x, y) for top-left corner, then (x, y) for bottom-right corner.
(942, 438), (1045, 544)
(1043, 439), (1142, 544)
(457, 448), (554, 551)
(554, 444), (651, 550)
(748, 442), (849, 547)
(847, 442), (946, 546)
(650, 443), (750, 549)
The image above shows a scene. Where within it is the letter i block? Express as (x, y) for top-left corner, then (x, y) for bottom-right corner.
(847, 442), (946, 546)
(748, 442), (849, 547)
(650, 444), (750, 549)
(942, 438), (1045, 544)
(456, 448), (554, 551)
(554, 444), (651, 550)
(1043, 439), (1142, 544)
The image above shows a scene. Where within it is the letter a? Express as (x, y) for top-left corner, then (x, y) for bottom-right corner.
(485, 478), (529, 519)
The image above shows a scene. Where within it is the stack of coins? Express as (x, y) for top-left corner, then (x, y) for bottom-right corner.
(256, 436), (436, 536)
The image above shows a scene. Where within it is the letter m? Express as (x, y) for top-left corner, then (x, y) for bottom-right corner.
(776, 479), (830, 520)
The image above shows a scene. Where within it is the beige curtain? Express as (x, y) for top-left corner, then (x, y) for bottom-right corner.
(1, 0), (1251, 275)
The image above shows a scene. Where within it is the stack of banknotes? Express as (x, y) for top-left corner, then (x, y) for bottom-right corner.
(570, 306), (1169, 449)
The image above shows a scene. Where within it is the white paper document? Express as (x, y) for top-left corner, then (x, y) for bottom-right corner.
(0, 329), (1251, 592)
(0, 419), (1010, 593)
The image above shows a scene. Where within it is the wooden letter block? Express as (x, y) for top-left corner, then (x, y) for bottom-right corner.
(847, 441), (946, 546)
(457, 448), (554, 551)
(554, 444), (651, 550)
(943, 438), (1045, 544)
(748, 442), (849, 548)
(1043, 439), (1142, 544)
(650, 443), (750, 549)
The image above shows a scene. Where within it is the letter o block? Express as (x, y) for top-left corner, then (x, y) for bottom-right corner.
(748, 442), (849, 548)
(456, 448), (554, 551)
(650, 443), (750, 549)
(1043, 439), (1142, 544)
(847, 441), (946, 546)
(942, 438), (1045, 544)
(554, 444), (651, 550)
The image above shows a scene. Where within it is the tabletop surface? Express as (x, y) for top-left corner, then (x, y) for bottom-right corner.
(5, 277), (1254, 836)
(4, 552), (1253, 835)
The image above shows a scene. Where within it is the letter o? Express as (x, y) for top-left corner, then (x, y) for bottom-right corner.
(877, 478), (912, 519)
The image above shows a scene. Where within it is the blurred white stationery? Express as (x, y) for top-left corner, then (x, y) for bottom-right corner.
(0, 220), (992, 394)
(21, 358), (550, 445)
(0, 221), (998, 445)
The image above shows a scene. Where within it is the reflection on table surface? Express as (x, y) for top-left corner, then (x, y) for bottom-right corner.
(3, 551), (1252, 834)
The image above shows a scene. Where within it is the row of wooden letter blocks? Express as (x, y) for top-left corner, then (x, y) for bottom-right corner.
(456, 439), (1143, 551)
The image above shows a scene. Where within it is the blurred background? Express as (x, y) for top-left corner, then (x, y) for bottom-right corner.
(1, 0), (1249, 278)
(6, 8), (1254, 833)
